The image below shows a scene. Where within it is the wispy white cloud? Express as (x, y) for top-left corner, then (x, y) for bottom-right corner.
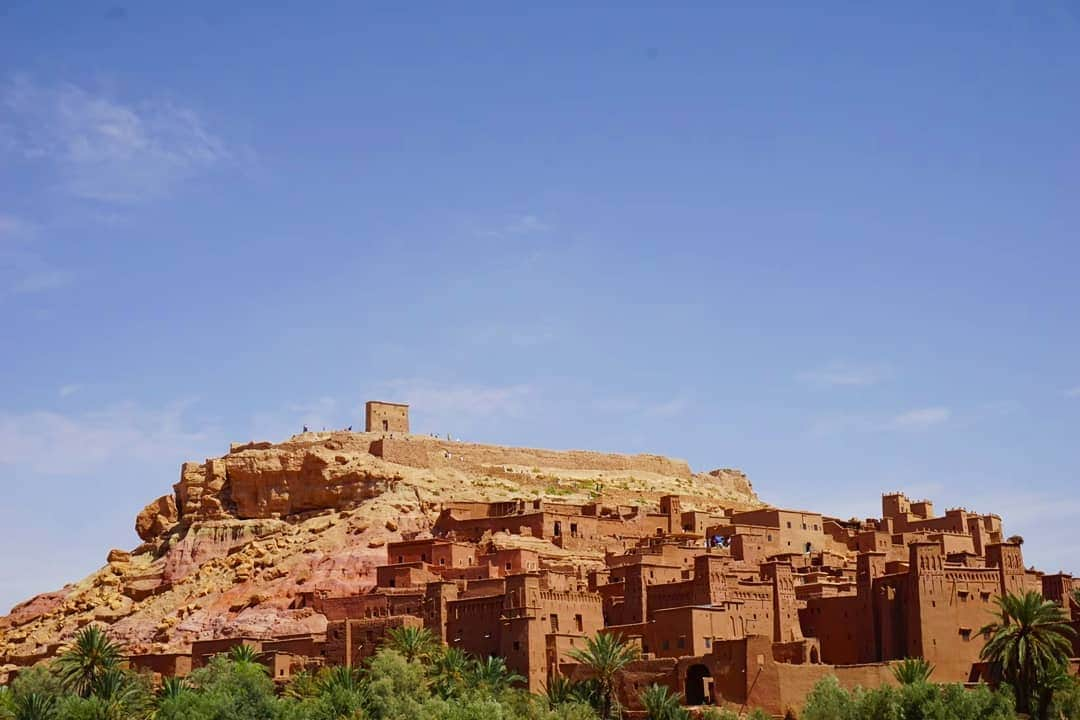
(644, 397), (691, 418)
(0, 399), (216, 475)
(808, 406), (951, 436)
(477, 214), (549, 238)
(0, 212), (73, 295)
(799, 362), (890, 388)
(381, 380), (533, 417)
(1065, 386), (1080, 399)
(890, 406), (951, 429)
(0, 214), (23, 235)
(58, 384), (82, 398)
(3, 75), (230, 202)
(11, 267), (74, 294)
(470, 323), (556, 348)
(249, 396), (346, 439)
(588, 393), (692, 420)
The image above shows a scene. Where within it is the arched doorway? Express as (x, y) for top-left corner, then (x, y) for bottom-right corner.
(809, 646), (819, 664)
(685, 664), (712, 705)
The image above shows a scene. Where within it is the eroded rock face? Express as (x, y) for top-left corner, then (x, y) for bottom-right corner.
(220, 445), (396, 519)
(135, 495), (179, 542)
(0, 430), (760, 665)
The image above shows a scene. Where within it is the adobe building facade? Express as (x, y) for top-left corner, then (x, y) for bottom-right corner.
(364, 400), (409, 433)
(122, 486), (1080, 716)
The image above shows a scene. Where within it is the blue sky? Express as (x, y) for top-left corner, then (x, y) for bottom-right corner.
(1, 2), (1078, 613)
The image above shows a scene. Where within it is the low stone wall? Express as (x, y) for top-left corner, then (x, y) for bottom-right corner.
(372, 437), (694, 478)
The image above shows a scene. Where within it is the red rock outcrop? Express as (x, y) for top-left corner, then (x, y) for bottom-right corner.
(135, 495), (179, 542)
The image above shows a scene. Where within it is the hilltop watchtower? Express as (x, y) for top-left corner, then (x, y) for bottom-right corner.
(365, 401), (410, 433)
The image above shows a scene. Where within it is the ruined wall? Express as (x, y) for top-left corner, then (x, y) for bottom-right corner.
(372, 437), (694, 477)
(127, 653), (193, 678)
(325, 615), (421, 667)
(445, 594), (504, 658)
(802, 594), (861, 663)
(313, 591), (424, 622)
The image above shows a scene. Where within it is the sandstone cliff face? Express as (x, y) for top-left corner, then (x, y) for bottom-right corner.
(0, 431), (759, 668)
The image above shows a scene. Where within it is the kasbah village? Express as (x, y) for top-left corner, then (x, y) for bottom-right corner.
(2, 400), (1078, 717)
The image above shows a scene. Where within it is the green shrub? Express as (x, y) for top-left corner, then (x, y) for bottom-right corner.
(801, 676), (855, 720)
(697, 707), (740, 720)
(156, 656), (278, 720)
(363, 650), (428, 720)
(800, 676), (1017, 720)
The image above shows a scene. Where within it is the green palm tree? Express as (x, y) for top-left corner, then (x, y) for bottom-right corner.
(226, 643), (262, 665)
(89, 667), (148, 720)
(979, 590), (1076, 716)
(314, 664), (368, 719)
(157, 676), (189, 704)
(318, 665), (365, 695)
(639, 684), (689, 720)
(1033, 660), (1074, 720)
(430, 647), (471, 698)
(545, 676), (603, 709)
(891, 657), (935, 684)
(467, 656), (525, 694)
(11, 694), (56, 720)
(545, 676), (577, 707)
(570, 678), (604, 709)
(0, 687), (13, 720)
(567, 632), (640, 720)
(384, 626), (439, 663)
(282, 670), (319, 700)
(55, 626), (122, 697)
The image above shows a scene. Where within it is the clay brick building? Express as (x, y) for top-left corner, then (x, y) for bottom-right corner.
(364, 400), (409, 433)
(123, 489), (1080, 716)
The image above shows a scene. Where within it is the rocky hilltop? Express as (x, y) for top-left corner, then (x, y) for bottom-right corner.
(0, 430), (759, 670)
